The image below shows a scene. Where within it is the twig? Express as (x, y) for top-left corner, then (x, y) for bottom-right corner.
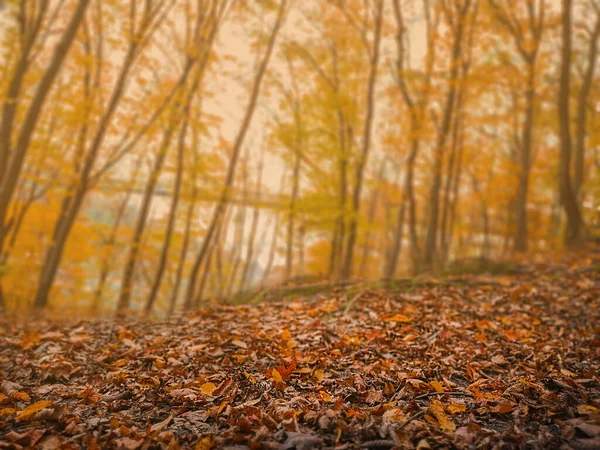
(361, 440), (396, 449)
(414, 391), (472, 400)
(397, 409), (426, 430)
(343, 292), (363, 315)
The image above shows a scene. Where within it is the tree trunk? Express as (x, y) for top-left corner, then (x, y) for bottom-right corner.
(558, 0), (583, 246)
(573, 12), (600, 198)
(117, 120), (180, 314)
(92, 180), (137, 312)
(285, 149), (300, 282)
(359, 162), (385, 277)
(423, 1), (469, 270)
(144, 117), (190, 316)
(340, 0), (384, 280)
(184, 0), (287, 307)
(239, 154), (264, 291)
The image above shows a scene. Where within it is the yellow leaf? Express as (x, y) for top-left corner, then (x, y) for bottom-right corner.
(429, 381), (444, 393)
(195, 436), (214, 450)
(272, 369), (283, 383)
(447, 403), (466, 414)
(10, 392), (31, 401)
(314, 369), (324, 381)
(0, 408), (16, 418)
(577, 405), (598, 415)
(294, 367), (312, 374)
(243, 372), (257, 384)
(383, 314), (412, 323)
(200, 382), (217, 395)
(16, 400), (54, 421)
(429, 399), (455, 431)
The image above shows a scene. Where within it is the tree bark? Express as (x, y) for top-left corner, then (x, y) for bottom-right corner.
(573, 10), (600, 198)
(144, 117), (190, 316)
(340, 0), (384, 280)
(423, 0), (471, 270)
(558, 0), (583, 246)
(184, 0), (287, 307)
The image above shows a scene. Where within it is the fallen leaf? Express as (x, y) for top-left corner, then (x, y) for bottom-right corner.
(272, 368), (283, 383)
(492, 403), (513, 414)
(447, 403), (466, 414)
(320, 391), (333, 402)
(383, 314), (412, 323)
(16, 400), (54, 421)
(200, 382), (216, 395)
(231, 339), (247, 349)
(429, 399), (455, 431)
(314, 369), (324, 381)
(430, 381), (444, 393)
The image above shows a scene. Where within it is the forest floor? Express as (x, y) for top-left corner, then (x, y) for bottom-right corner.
(0, 249), (599, 449)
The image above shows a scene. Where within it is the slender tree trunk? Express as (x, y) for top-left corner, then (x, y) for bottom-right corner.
(573, 12), (600, 198)
(385, 197), (407, 280)
(558, 0), (583, 246)
(444, 130), (465, 262)
(285, 150), (300, 281)
(341, 0), (384, 280)
(194, 241), (216, 307)
(261, 211), (281, 287)
(184, 0), (287, 307)
(514, 67), (535, 253)
(423, 2), (469, 270)
(168, 195), (195, 316)
(226, 172), (248, 299)
(0, 0), (89, 247)
(239, 154), (264, 291)
(359, 162), (385, 277)
(144, 117), (190, 316)
(439, 92), (463, 263)
(117, 120), (179, 314)
(92, 181), (136, 312)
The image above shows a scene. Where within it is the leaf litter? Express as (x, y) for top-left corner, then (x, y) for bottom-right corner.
(0, 251), (598, 449)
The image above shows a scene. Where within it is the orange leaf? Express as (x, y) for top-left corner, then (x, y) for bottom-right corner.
(272, 369), (283, 383)
(429, 399), (455, 431)
(577, 405), (598, 415)
(383, 314), (412, 323)
(200, 382), (217, 395)
(0, 408), (16, 418)
(493, 403), (513, 414)
(447, 403), (466, 414)
(314, 369), (324, 381)
(16, 400), (53, 421)
(319, 391), (333, 402)
(430, 381), (444, 393)
(10, 392), (31, 402)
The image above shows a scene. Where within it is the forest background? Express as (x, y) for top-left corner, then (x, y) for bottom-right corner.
(0, 0), (598, 316)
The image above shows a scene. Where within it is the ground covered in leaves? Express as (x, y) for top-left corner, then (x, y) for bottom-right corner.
(0, 251), (599, 449)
